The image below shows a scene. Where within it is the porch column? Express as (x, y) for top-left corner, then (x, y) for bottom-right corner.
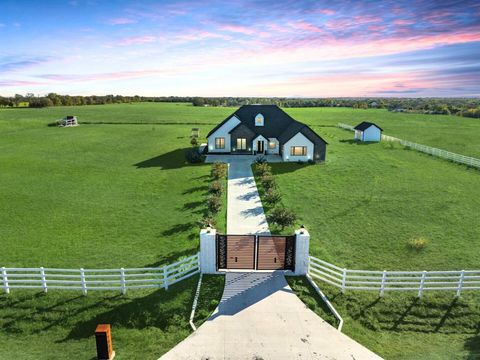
(200, 228), (217, 274)
(294, 226), (310, 275)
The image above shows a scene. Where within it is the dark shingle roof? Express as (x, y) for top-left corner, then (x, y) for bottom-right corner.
(353, 121), (383, 132)
(207, 105), (327, 145)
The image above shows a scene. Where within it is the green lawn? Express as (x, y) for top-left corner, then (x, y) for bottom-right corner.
(0, 121), (226, 268)
(0, 274), (225, 360)
(263, 127), (480, 271)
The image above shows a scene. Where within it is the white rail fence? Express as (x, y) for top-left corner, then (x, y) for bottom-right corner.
(309, 256), (480, 297)
(337, 122), (480, 169)
(0, 253), (200, 295)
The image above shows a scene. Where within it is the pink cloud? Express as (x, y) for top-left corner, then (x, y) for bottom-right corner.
(0, 80), (47, 87)
(36, 69), (182, 83)
(393, 19), (415, 26)
(219, 24), (256, 35)
(368, 25), (387, 32)
(174, 31), (231, 42)
(318, 9), (336, 16)
(106, 17), (137, 25)
(117, 35), (156, 46)
(325, 15), (382, 30)
(290, 21), (324, 33)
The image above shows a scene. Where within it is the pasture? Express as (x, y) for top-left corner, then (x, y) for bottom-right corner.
(1, 102), (479, 359)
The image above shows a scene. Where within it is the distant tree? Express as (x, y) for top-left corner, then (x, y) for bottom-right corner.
(192, 97), (205, 106)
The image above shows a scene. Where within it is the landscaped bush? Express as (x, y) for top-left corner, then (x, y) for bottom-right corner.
(207, 195), (221, 213)
(407, 237), (429, 251)
(255, 163), (271, 177)
(268, 206), (296, 230)
(198, 214), (217, 229)
(211, 162), (227, 179)
(185, 147), (203, 163)
(264, 187), (281, 205)
(261, 173), (276, 190)
(255, 155), (267, 164)
(209, 181), (223, 196)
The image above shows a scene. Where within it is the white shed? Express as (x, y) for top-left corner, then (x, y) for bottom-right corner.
(353, 122), (383, 142)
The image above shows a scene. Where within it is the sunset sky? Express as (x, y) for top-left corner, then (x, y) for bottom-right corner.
(1, 0), (479, 97)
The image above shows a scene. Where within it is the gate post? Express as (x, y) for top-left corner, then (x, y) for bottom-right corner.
(294, 226), (310, 275)
(200, 227), (217, 274)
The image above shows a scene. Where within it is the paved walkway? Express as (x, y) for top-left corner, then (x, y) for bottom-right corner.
(225, 159), (270, 235)
(160, 272), (383, 360)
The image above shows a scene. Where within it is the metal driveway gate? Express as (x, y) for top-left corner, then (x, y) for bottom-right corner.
(217, 234), (295, 271)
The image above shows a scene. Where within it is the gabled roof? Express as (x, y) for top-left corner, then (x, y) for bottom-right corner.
(354, 121), (383, 132)
(207, 105), (328, 145)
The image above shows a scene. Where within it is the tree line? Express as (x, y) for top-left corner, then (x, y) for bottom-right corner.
(1, 93), (479, 119)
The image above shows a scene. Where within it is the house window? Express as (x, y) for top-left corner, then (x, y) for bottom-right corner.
(236, 138), (247, 150)
(255, 114), (264, 126)
(290, 146), (307, 156)
(268, 141), (276, 149)
(215, 137), (225, 149)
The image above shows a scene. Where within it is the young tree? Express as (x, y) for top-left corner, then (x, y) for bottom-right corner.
(268, 207), (296, 230)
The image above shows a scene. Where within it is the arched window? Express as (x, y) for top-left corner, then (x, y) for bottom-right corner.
(255, 113), (264, 127)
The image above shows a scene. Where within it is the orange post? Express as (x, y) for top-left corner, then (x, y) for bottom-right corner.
(95, 324), (115, 359)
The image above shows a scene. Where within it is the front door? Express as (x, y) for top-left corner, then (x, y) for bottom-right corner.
(257, 140), (264, 154)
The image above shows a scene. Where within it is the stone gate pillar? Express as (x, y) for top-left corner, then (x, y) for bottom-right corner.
(200, 227), (216, 274)
(294, 226), (310, 275)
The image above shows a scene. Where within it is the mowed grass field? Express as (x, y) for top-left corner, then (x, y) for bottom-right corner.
(1, 102), (480, 359)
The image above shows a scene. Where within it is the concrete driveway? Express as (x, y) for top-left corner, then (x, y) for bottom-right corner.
(160, 272), (383, 360)
(226, 159), (270, 235)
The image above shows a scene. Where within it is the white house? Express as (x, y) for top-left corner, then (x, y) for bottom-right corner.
(354, 122), (383, 142)
(206, 105), (327, 162)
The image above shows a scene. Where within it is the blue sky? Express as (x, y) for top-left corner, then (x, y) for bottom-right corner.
(1, 0), (479, 97)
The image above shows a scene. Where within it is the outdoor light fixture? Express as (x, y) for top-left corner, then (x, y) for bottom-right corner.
(206, 223), (212, 233)
(300, 225), (305, 234)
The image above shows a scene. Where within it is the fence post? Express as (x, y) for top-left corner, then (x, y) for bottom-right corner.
(163, 266), (169, 290)
(120, 268), (126, 295)
(380, 270), (387, 297)
(341, 268), (347, 293)
(1, 267), (10, 294)
(295, 227), (310, 275)
(418, 270), (427, 298)
(456, 270), (465, 297)
(199, 228), (217, 274)
(80, 268), (87, 295)
(40, 267), (47, 293)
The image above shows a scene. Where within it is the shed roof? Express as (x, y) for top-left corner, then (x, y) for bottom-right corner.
(353, 121), (383, 132)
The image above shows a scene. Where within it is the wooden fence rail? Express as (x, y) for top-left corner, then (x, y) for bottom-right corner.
(337, 123), (480, 169)
(0, 253), (200, 295)
(308, 256), (480, 297)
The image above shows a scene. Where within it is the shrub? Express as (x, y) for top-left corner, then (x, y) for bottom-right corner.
(264, 188), (281, 205)
(207, 196), (221, 213)
(209, 181), (223, 196)
(197, 214), (217, 229)
(255, 163), (271, 177)
(255, 155), (267, 164)
(190, 137), (198, 147)
(261, 174), (276, 190)
(186, 147), (203, 163)
(268, 207), (296, 230)
(211, 162), (227, 179)
(407, 237), (429, 251)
